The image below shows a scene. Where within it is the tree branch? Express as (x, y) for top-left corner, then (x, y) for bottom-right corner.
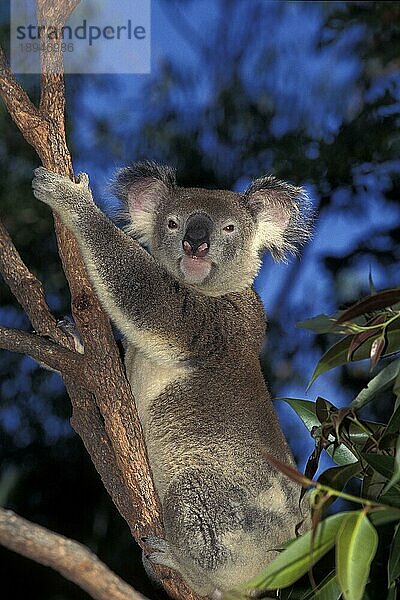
(37, 1), (80, 120)
(0, 326), (84, 379)
(0, 508), (147, 600)
(0, 47), (50, 161)
(0, 218), (72, 347)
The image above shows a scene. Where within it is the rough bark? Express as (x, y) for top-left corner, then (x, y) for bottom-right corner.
(0, 2), (201, 599)
(0, 217), (71, 346)
(0, 326), (84, 377)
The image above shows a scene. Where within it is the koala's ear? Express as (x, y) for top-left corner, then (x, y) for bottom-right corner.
(243, 175), (313, 261)
(112, 160), (176, 244)
(113, 160), (176, 209)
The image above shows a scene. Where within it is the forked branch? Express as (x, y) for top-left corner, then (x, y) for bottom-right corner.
(0, 2), (200, 599)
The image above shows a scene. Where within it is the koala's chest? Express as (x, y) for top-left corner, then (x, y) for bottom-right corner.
(124, 344), (185, 430)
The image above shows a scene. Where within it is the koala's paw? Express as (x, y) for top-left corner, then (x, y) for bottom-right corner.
(57, 316), (84, 353)
(32, 167), (93, 217)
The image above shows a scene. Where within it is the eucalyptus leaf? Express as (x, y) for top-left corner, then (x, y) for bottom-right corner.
(336, 288), (400, 324)
(239, 512), (349, 592)
(388, 522), (400, 581)
(299, 571), (341, 600)
(361, 453), (395, 481)
(336, 511), (378, 600)
(380, 488), (400, 509)
(382, 436), (400, 493)
(369, 334), (387, 371)
(279, 398), (320, 432)
(368, 508), (400, 526)
(388, 581), (397, 600)
(330, 445), (358, 466)
(279, 398), (357, 465)
(347, 420), (381, 447)
(385, 402), (400, 436)
(347, 314), (386, 363)
(351, 358), (400, 411)
(315, 574), (342, 600)
(318, 462), (361, 493)
(308, 323), (400, 387)
(297, 314), (339, 334)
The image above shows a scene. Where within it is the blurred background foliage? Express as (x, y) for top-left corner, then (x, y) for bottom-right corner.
(0, 1), (399, 598)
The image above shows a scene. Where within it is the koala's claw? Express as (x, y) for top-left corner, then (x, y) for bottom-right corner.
(57, 316), (84, 354)
(76, 172), (90, 187)
(142, 536), (178, 570)
(32, 167), (93, 215)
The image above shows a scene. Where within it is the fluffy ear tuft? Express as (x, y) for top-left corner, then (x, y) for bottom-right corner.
(112, 161), (176, 245)
(244, 175), (314, 261)
(112, 160), (176, 206)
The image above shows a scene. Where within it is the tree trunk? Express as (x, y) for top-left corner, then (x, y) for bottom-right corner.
(0, 3), (201, 599)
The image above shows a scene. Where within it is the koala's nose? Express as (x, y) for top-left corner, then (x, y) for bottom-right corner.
(183, 213), (212, 258)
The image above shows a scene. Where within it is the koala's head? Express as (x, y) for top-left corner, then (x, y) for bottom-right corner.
(113, 161), (313, 296)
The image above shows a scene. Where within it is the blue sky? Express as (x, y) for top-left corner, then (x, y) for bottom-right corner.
(1, 1), (399, 468)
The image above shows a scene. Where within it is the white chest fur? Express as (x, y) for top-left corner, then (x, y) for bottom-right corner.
(124, 342), (187, 431)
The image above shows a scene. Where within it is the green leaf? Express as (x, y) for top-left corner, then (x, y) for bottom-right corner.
(386, 401), (400, 436)
(240, 513), (349, 592)
(336, 511), (378, 600)
(308, 337), (352, 388)
(382, 436), (400, 493)
(318, 462), (361, 494)
(388, 581), (397, 600)
(351, 358), (400, 411)
(361, 453), (396, 480)
(336, 288), (400, 324)
(279, 398), (357, 465)
(380, 487), (400, 508)
(327, 442), (358, 466)
(308, 322), (400, 387)
(389, 522), (400, 581)
(347, 419), (381, 447)
(368, 508), (400, 527)
(394, 372), (400, 410)
(279, 398), (320, 432)
(315, 574), (342, 600)
(297, 314), (339, 334)
(300, 571), (342, 600)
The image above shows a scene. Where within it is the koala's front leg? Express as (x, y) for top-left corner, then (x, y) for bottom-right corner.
(31, 168), (206, 358)
(32, 168), (150, 343)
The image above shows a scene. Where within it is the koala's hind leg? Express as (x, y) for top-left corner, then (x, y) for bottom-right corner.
(156, 468), (250, 596)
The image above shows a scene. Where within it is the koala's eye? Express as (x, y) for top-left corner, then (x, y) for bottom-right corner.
(223, 224), (235, 233)
(167, 219), (179, 230)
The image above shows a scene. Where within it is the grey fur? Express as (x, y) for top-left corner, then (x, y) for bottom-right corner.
(32, 164), (312, 597)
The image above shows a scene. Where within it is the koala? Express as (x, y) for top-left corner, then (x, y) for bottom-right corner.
(32, 162), (312, 598)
